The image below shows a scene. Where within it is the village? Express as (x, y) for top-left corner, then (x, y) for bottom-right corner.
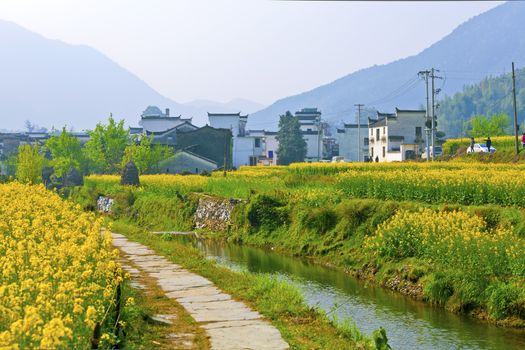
(0, 104), (440, 175)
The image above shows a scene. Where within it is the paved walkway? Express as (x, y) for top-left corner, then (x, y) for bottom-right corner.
(112, 233), (289, 350)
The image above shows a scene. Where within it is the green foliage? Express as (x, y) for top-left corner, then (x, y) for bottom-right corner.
(84, 115), (129, 174)
(423, 273), (455, 305)
(465, 113), (511, 137)
(276, 111), (307, 165)
(301, 207), (338, 234)
(246, 194), (289, 232)
(15, 144), (45, 184)
(122, 135), (173, 174)
(487, 282), (524, 320)
(372, 327), (392, 350)
(45, 127), (84, 177)
(438, 68), (525, 138)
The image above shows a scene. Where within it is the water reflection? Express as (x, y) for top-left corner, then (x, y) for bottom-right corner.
(176, 236), (525, 350)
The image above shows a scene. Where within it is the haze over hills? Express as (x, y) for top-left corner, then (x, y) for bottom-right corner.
(0, 20), (261, 131)
(184, 98), (265, 115)
(249, 1), (525, 134)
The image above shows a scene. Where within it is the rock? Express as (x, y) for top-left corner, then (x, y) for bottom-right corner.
(63, 166), (84, 187)
(194, 196), (242, 231)
(97, 196), (114, 213)
(121, 160), (140, 186)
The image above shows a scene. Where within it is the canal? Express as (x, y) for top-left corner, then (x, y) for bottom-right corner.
(174, 235), (525, 350)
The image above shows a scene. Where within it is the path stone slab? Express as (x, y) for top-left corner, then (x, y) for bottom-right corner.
(190, 307), (261, 323)
(111, 232), (289, 350)
(166, 285), (223, 299)
(205, 322), (289, 350)
(177, 293), (232, 303)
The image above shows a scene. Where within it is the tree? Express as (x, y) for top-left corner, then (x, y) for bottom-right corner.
(15, 144), (45, 184)
(465, 113), (511, 137)
(276, 111), (307, 165)
(84, 115), (129, 174)
(121, 135), (173, 174)
(45, 127), (84, 177)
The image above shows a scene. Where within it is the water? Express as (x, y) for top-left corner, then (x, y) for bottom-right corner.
(174, 236), (525, 350)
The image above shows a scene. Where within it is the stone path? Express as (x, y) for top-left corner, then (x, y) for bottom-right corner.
(112, 233), (289, 350)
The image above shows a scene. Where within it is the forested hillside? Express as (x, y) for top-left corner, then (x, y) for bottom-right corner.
(438, 68), (525, 137)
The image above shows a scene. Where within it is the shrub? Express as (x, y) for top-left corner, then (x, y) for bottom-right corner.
(487, 283), (523, 320)
(246, 194), (288, 232)
(302, 207), (338, 234)
(424, 273), (454, 305)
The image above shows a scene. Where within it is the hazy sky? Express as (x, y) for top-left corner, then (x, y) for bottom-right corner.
(0, 0), (503, 106)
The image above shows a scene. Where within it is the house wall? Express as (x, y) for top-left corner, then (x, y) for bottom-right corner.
(264, 134), (279, 164)
(303, 133), (321, 161)
(233, 137), (256, 168)
(142, 118), (185, 133)
(337, 125), (369, 162)
(387, 112), (426, 153)
(208, 115), (240, 137)
(369, 125), (388, 162)
(160, 152), (217, 174)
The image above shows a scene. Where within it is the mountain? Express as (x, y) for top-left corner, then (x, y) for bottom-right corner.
(438, 68), (525, 137)
(184, 98), (265, 115)
(0, 20), (255, 131)
(249, 1), (525, 134)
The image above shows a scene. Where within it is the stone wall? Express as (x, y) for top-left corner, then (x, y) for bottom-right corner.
(194, 196), (241, 232)
(97, 196), (114, 214)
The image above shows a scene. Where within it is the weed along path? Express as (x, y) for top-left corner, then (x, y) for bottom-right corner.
(111, 232), (289, 350)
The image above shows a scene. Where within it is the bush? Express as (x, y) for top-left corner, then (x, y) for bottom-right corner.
(424, 273), (454, 305)
(302, 207), (338, 234)
(246, 194), (288, 232)
(487, 282), (524, 320)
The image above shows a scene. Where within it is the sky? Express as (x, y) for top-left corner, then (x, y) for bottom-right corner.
(0, 0), (503, 107)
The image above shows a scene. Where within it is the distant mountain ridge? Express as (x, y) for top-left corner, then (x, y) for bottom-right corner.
(249, 1), (525, 133)
(0, 20), (259, 131)
(184, 98), (264, 114)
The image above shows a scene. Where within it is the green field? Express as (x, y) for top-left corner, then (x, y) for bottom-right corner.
(77, 162), (525, 327)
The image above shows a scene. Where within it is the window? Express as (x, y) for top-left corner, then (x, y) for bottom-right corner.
(371, 148), (374, 157)
(382, 146), (386, 158)
(371, 129), (373, 136)
(416, 127), (422, 139)
(383, 127), (386, 134)
(255, 138), (261, 148)
(376, 129), (380, 141)
(249, 156), (257, 166)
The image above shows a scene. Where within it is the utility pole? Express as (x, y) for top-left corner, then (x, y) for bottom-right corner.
(430, 68), (442, 161)
(512, 62), (519, 155)
(317, 112), (322, 162)
(355, 104), (364, 162)
(223, 131), (228, 177)
(418, 70), (431, 161)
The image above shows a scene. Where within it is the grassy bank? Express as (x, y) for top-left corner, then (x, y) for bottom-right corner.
(75, 163), (525, 327)
(109, 220), (382, 350)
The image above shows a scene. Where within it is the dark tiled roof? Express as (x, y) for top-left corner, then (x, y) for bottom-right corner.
(369, 118), (387, 127)
(343, 123), (368, 129)
(207, 112), (241, 117)
(146, 121), (198, 135)
(395, 108), (426, 114)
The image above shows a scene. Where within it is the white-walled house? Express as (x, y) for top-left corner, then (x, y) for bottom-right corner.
(207, 112), (264, 168)
(139, 106), (193, 133)
(336, 123), (369, 162)
(295, 108), (322, 162)
(263, 131), (278, 165)
(368, 108), (426, 162)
